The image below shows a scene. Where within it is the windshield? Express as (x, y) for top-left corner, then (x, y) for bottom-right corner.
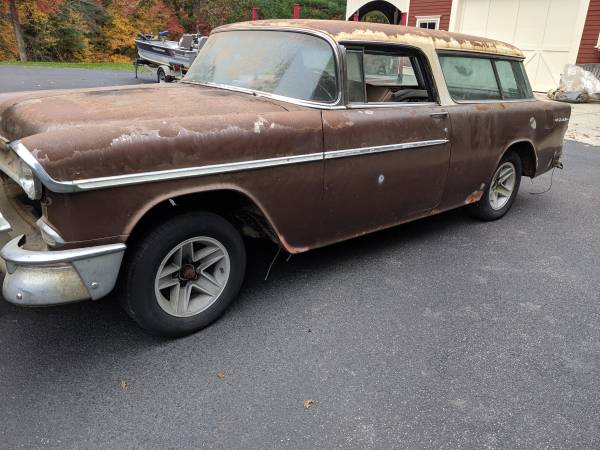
(184, 30), (338, 103)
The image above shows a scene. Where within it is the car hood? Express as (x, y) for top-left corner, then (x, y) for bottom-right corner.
(0, 83), (290, 141)
(0, 83), (322, 183)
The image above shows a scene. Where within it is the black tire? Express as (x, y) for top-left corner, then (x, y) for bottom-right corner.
(468, 151), (522, 221)
(121, 211), (246, 337)
(157, 67), (166, 83)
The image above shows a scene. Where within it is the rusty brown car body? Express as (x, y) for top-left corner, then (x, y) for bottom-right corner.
(0, 20), (570, 336)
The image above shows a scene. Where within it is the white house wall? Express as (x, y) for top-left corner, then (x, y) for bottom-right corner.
(448, 0), (591, 91)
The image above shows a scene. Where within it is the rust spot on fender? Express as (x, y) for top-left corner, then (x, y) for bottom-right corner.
(465, 184), (486, 204)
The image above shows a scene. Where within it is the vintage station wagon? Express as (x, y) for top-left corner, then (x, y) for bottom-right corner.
(0, 20), (570, 336)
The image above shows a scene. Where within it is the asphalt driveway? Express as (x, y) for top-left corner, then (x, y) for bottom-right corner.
(0, 65), (154, 92)
(0, 68), (598, 448)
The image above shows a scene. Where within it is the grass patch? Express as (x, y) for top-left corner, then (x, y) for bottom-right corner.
(0, 61), (136, 71)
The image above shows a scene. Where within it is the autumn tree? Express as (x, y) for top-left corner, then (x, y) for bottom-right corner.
(6, 0), (27, 60)
(51, 2), (92, 61)
(0, 3), (17, 60)
(0, 0), (346, 62)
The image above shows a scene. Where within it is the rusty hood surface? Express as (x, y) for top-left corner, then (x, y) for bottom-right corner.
(0, 83), (315, 182)
(0, 83), (290, 141)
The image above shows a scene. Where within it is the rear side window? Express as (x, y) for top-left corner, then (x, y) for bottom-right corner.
(439, 55), (501, 100)
(495, 60), (533, 99)
(439, 54), (533, 101)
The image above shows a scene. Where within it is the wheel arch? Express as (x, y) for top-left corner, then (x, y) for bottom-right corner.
(502, 139), (538, 178)
(124, 186), (292, 252)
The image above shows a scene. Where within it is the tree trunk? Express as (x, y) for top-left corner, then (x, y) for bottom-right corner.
(8, 0), (27, 62)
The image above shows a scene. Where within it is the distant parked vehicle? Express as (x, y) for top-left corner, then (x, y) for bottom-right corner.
(134, 31), (207, 82)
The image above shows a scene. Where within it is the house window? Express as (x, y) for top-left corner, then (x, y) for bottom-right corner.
(416, 16), (440, 30)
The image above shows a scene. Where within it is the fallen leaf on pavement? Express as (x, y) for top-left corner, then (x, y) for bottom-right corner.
(303, 400), (314, 409)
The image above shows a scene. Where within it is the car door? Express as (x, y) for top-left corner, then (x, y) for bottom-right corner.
(320, 45), (451, 241)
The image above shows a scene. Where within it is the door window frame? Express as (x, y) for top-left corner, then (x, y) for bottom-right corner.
(341, 43), (441, 108)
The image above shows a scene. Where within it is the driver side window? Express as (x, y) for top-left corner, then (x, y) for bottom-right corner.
(346, 46), (434, 104)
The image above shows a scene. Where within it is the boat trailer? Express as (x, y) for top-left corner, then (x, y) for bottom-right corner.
(134, 58), (184, 83)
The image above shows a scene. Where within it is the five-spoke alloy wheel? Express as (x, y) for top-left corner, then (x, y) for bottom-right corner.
(489, 162), (517, 211)
(468, 151), (522, 221)
(155, 237), (231, 318)
(121, 211), (246, 337)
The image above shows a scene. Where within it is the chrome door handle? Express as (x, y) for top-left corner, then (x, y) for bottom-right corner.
(430, 111), (449, 118)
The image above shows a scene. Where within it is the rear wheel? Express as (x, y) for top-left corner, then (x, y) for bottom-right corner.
(157, 67), (168, 83)
(468, 151), (522, 221)
(121, 211), (246, 337)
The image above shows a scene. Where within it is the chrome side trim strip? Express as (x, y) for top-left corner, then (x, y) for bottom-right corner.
(10, 141), (74, 193)
(10, 140), (324, 193)
(74, 152), (324, 191)
(10, 139), (448, 193)
(324, 139), (448, 160)
(451, 98), (537, 104)
(346, 102), (438, 109)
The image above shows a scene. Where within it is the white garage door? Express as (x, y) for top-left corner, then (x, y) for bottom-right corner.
(452, 0), (590, 92)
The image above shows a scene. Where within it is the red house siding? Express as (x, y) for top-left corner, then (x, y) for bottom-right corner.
(408, 0), (453, 31)
(577, 0), (600, 63)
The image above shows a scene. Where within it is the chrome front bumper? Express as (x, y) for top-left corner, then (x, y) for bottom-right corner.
(0, 215), (126, 306)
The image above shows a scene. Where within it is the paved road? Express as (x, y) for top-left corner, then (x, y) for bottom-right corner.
(0, 66), (154, 93)
(0, 69), (599, 448)
(1, 142), (598, 449)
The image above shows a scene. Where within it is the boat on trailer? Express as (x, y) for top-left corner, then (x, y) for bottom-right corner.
(134, 32), (207, 81)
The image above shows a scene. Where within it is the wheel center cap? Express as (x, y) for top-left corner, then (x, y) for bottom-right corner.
(180, 264), (198, 281)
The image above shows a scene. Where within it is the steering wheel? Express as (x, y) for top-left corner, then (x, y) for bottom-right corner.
(310, 69), (336, 102)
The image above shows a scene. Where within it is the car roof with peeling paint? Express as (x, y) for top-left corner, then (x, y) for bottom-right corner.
(216, 19), (525, 59)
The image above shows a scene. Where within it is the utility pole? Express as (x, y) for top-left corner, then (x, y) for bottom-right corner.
(8, 0), (27, 61)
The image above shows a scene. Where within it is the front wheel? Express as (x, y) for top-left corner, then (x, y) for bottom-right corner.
(468, 151), (522, 221)
(121, 211), (246, 337)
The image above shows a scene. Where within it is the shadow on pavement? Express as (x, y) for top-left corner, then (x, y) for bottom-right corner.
(0, 207), (471, 352)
